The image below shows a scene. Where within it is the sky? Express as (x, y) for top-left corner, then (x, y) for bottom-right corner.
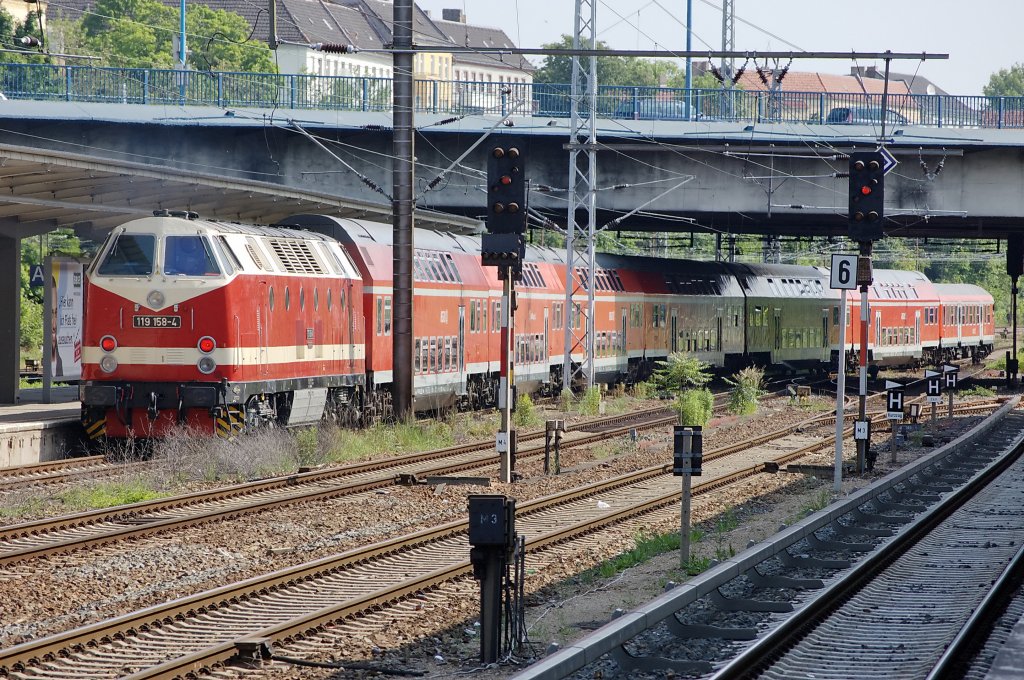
(416, 0), (1022, 96)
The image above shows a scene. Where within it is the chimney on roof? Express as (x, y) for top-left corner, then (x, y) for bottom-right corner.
(442, 8), (466, 23)
(850, 66), (880, 79)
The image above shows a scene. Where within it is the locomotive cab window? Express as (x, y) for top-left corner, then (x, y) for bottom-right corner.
(164, 236), (220, 276)
(97, 233), (156, 276)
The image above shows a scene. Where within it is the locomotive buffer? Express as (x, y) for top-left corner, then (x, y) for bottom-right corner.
(482, 141), (528, 484)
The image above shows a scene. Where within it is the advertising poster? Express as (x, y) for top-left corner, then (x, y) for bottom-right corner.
(48, 258), (84, 382)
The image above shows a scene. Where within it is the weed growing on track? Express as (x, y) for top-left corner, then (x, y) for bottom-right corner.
(57, 481), (165, 511)
(577, 387), (603, 416)
(150, 427), (298, 484)
(513, 394), (542, 428)
(323, 419), (455, 461)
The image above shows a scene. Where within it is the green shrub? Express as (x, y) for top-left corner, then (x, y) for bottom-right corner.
(959, 385), (996, 398)
(674, 388), (713, 426)
(577, 386), (602, 416)
(652, 353), (712, 393)
(726, 366), (765, 415)
(513, 393), (541, 428)
(632, 380), (656, 399)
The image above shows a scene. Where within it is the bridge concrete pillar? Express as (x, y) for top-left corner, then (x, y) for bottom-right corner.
(0, 234), (19, 404)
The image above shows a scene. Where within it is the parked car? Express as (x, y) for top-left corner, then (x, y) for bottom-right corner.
(825, 106), (909, 126)
(614, 98), (688, 120)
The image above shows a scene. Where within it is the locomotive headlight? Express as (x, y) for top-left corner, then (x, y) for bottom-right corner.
(197, 336), (216, 354)
(100, 335), (117, 353)
(197, 356), (217, 374)
(146, 290), (166, 310)
(99, 355), (118, 373)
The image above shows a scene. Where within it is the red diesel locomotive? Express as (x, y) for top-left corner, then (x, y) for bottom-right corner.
(81, 212), (365, 439)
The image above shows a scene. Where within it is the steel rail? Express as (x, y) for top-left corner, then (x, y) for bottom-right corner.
(0, 413), (848, 678)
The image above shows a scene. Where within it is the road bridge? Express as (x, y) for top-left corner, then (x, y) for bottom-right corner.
(3, 99), (1024, 239)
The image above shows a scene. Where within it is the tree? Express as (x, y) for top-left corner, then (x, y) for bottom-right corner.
(80, 0), (275, 72)
(984, 64), (1024, 98)
(534, 35), (680, 87)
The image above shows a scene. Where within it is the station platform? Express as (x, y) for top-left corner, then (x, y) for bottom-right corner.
(0, 386), (83, 467)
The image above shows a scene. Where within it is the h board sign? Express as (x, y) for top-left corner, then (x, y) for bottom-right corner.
(886, 380), (904, 420)
(925, 370), (942, 403)
(943, 364), (959, 389)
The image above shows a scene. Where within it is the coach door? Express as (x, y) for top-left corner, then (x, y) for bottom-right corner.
(773, 308), (782, 351)
(347, 282), (356, 371)
(621, 308), (628, 357)
(458, 305), (466, 392)
(670, 308), (678, 353)
(545, 308), (551, 363)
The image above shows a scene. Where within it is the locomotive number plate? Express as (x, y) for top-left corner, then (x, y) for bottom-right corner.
(133, 315), (181, 328)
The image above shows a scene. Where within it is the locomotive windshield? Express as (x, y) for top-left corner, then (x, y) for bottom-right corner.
(164, 235), (221, 276)
(96, 233), (156, 276)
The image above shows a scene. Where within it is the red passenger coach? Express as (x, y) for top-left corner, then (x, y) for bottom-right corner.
(81, 212), (366, 440)
(935, 283), (995, 362)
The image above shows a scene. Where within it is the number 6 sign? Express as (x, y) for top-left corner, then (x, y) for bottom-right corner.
(830, 254), (858, 290)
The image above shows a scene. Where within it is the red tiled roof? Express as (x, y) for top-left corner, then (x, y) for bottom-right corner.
(736, 69), (910, 96)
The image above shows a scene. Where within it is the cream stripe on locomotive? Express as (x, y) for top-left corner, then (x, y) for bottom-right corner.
(82, 343), (366, 366)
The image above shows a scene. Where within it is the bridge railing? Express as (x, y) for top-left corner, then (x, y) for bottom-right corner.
(3, 61), (1024, 129)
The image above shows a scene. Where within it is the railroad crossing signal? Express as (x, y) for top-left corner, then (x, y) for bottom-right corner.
(848, 151), (885, 242)
(943, 364), (959, 388)
(925, 370), (943, 403)
(885, 380), (904, 420)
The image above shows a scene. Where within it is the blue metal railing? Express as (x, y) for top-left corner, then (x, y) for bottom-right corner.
(3, 61), (1023, 129)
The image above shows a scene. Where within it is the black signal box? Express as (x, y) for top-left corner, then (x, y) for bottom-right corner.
(468, 495), (515, 546)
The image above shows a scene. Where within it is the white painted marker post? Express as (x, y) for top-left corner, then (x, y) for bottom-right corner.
(830, 254), (858, 492)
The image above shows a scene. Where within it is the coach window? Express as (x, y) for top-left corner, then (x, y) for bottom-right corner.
(285, 286), (291, 311)
(326, 289), (332, 310)
(300, 287), (305, 311)
(384, 297), (392, 335)
(314, 288), (319, 311)
(470, 301), (477, 332)
(445, 338), (453, 371)
(268, 286), (275, 311)
(429, 338), (437, 372)
(414, 339), (422, 373)
(376, 297), (383, 335)
(340, 287), (346, 311)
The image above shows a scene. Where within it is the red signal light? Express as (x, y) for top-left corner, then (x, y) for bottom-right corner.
(860, 186), (872, 196)
(100, 336), (117, 352)
(499, 175), (512, 185)
(198, 337), (216, 353)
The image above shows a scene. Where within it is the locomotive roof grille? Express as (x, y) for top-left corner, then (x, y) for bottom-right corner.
(266, 238), (325, 275)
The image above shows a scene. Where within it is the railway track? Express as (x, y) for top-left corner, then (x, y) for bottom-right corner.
(0, 397), (1008, 678)
(511, 399), (1024, 680)
(0, 456), (150, 493)
(0, 391), (1001, 568)
(0, 406), (679, 566)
